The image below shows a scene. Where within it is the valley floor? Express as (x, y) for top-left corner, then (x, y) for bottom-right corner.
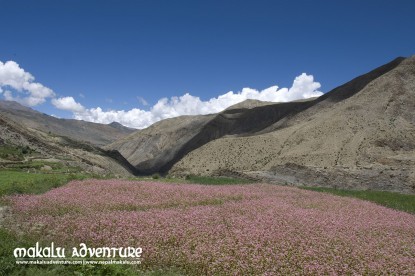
(1, 177), (414, 275)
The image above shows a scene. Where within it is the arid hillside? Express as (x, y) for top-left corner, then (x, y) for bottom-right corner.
(5, 56), (412, 192)
(0, 114), (135, 177)
(105, 114), (215, 174)
(171, 56), (414, 193)
(107, 56), (415, 193)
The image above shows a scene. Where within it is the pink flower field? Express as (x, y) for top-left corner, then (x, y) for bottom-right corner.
(4, 180), (415, 275)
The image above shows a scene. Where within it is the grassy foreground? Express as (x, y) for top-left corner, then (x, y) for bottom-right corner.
(183, 175), (253, 185)
(0, 171), (101, 197)
(0, 173), (251, 275)
(1, 173), (414, 275)
(3, 179), (414, 275)
(301, 186), (415, 214)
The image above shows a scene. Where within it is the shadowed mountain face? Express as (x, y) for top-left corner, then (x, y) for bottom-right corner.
(2, 56), (412, 192)
(107, 56), (410, 191)
(105, 115), (215, 174)
(0, 101), (135, 146)
(106, 99), (325, 174)
(171, 56), (415, 193)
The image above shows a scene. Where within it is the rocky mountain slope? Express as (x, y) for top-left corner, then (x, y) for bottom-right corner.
(105, 98), (320, 174)
(107, 56), (414, 193)
(0, 101), (135, 146)
(105, 114), (215, 174)
(0, 114), (135, 176)
(6, 56), (409, 192)
(171, 56), (414, 193)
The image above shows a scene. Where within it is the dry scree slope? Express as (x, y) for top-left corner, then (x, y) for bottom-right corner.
(106, 56), (413, 193)
(171, 56), (414, 193)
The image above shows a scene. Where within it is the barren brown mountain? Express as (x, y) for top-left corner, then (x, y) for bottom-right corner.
(108, 56), (414, 193)
(171, 56), (415, 193)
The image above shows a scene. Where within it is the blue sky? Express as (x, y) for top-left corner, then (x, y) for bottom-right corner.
(0, 0), (414, 128)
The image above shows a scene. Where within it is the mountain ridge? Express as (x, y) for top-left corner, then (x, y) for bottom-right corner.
(1, 56), (413, 193)
(0, 113), (136, 176)
(106, 56), (408, 183)
(171, 56), (415, 193)
(0, 100), (135, 146)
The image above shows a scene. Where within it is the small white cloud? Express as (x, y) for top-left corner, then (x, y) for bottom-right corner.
(71, 73), (323, 129)
(137, 96), (148, 106)
(0, 60), (55, 106)
(79, 93), (85, 98)
(288, 73), (323, 100)
(51, 96), (85, 113)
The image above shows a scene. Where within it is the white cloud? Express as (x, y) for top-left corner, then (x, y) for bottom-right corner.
(0, 60), (323, 129)
(0, 60), (55, 106)
(74, 107), (153, 128)
(70, 73), (322, 129)
(288, 73), (323, 99)
(137, 96), (148, 106)
(51, 97), (85, 113)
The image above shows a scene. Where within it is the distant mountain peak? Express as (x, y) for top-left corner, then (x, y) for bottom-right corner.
(109, 121), (123, 127)
(108, 121), (134, 130)
(225, 99), (274, 111)
(0, 100), (37, 112)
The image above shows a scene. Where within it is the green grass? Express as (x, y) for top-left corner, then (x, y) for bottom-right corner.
(129, 175), (254, 185)
(2, 158), (85, 175)
(0, 171), (98, 197)
(183, 175), (253, 185)
(7, 160), (61, 170)
(0, 145), (29, 161)
(301, 187), (415, 214)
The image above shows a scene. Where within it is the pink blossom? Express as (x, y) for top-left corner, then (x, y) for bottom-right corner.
(4, 180), (415, 275)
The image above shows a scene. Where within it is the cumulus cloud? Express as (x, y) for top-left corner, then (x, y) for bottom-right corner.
(0, 60), (55, 106)
(51, 96), (85, 113)
(71, 73), (322, 129)
(1, 60), (323, 129)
